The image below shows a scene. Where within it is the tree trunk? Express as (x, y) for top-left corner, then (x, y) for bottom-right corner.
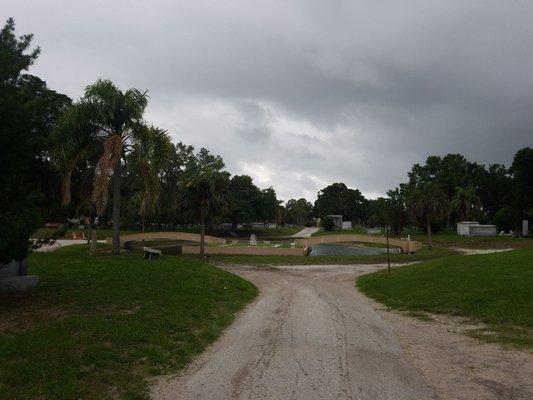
(90, 227), (98, 254)
(141, 216), (145, 233)
(87, 211), (92, 245)
(112, 162), (122, 255)
(200, 208), (206, 256)
(60, 168), (73, 206)
(426, 215), (433, 250)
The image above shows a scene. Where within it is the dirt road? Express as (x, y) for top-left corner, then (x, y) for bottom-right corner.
(152, 264), (436, 400)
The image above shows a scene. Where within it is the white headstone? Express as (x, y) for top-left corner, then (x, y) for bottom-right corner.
(250, 234), (257, 246)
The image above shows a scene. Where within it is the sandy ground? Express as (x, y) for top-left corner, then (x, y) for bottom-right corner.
(451, 247), (514, 255)
(152, 263), (532, 400)
(152, 263), (437, 400)
(372, 305), (533, 400)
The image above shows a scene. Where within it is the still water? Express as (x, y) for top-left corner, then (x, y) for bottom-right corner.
(309, 243), (389, 256)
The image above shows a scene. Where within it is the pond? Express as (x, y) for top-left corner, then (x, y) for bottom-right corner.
(309, 243), (390, 256)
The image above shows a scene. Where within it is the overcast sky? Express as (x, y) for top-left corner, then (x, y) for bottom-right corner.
(4, 0), (533, 201)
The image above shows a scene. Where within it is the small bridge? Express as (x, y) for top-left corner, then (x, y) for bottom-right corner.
(295, 234), (422, 253)
(108, 231), (226, 247)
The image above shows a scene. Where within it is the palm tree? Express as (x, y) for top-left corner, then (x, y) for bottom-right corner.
(52, 105), (97, 206)
(185, 168), (228, 256)
(408, 182), (449, 250)
(54, 79), (148, 254)
(451, 186), (481, 222)
(129, 125), (173, 232)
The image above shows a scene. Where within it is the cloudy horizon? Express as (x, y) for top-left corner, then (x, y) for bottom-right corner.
(4, 0), (533, 201)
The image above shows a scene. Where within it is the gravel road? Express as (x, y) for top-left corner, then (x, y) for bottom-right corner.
(153, 263), (436, 400)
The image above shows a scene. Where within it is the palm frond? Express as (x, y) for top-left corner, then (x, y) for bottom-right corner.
(92, 135), (123, 215)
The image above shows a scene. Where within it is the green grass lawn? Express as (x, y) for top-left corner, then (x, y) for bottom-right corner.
(357, 248), (533, 348)
(209, 247), (456, 266)
(409, 232), (533, 249)
(0, 246), (257, 399)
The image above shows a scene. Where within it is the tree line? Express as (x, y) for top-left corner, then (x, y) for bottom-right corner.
(1, 18), (531, 262)
(308, 151), (532, 248)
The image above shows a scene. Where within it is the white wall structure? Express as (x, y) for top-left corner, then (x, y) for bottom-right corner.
(457, 221), (497, 236)
(342, 221), (352, 230)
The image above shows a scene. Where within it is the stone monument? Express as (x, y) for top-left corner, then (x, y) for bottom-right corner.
(250, 234), (257, 246)
(523, 220), (529, 237)
(0, 259), (39, 293)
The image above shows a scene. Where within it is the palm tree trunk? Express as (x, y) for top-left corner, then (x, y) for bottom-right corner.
(200, 207), (206, 256)
(112, 162), (122, 255)
(87, 211), (93, 245)
(90, 227), (98, 254)
(426, 214), (433, 250)
(61, 168), (73, 206)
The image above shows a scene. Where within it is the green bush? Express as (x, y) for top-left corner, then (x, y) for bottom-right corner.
(322, 216), (335, 231)
(492, 207), (520, 232)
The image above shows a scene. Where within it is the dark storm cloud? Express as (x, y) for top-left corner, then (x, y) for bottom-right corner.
(5, 0), (533, 200)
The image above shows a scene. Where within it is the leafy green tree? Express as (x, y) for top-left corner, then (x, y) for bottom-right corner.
(476, 163), (512, 219)
(408, 182), (449, 250)
(510, 147), (533, 216)
(407, 154), (485, 226)
(226, 175), (262, 227)
(313, 183), (367, 223)
(184, 156), (229, 255)
(285, 198), (313, 226)
(492, 207), (520, 232)
(0, 18), (69, 264)
(159, 142), (196, 227)
(366, 197), (388, 227)
(258, 187), (280, 224)
(385, 185), (407, 235)
(451, 186), (481, 222)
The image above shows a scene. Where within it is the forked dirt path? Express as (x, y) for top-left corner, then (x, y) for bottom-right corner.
(152, 264), (436, 400)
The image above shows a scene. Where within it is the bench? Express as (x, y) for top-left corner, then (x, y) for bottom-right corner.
(143, 247), (162, 260)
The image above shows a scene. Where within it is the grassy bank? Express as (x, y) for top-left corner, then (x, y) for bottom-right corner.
(0, 246), (257, 399)
(209, 247), (456, 266)
(312, 228), (532, 249)
(409, 232), (532, 249)
(357, 248), (533, 348)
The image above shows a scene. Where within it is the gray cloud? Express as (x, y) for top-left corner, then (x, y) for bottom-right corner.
(6, 0), (533, 200)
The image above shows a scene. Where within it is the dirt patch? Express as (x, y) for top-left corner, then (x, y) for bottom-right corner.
(451, 247), (514, 255)
(0, 307), (70, 333)
(368, 301), (533, 400)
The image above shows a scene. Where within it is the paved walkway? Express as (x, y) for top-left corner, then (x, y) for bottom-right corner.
(152, 264), (435, 400)
(291, 227), (320, 237)
(35, 239), (106, 252)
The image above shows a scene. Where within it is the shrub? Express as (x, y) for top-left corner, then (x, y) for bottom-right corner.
(492, 207), (519, 232)
(322, 216), (335, 231)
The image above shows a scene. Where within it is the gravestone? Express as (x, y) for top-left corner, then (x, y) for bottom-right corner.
(250, 234), (257, 246)
(523, 220), (529, 236)
(0, 259), (39, 293)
